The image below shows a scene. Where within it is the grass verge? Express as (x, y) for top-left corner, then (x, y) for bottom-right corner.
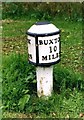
(2, 14), (83, 118)
(2, 18), (82, 73)
(2, 53), (84, 118)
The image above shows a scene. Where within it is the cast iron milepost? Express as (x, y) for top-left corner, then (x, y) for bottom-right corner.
(26, 21), (61, 97)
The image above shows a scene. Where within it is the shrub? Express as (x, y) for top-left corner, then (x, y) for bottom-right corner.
(2, 2), (82, 21)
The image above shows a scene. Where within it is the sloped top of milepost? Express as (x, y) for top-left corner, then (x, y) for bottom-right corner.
(27, 21), (60, 37)
(35, 21), (50, 25)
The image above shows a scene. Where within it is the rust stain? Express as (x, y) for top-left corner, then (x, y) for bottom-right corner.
(40, 77), (43, 84)
(37, 88), (44, 97)
(41, 77), (43, 80)
(41, 89), (43, 94)
(40, 86), (44, 95)
(37, 77), (46, 97)
(40, 80), (42, 84)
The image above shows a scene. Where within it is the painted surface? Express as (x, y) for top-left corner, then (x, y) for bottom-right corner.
(27, 22), (60, 65)
(27, 36), (36, 63)
(36, 66), (53, 97)
(38, 34), (60, 63)
(28, 23), (59, 35)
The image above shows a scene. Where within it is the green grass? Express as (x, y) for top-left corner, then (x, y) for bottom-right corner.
(2, 17), (83, 118)
(2, 18), (82, 73)
(2, 53), (84, 118)
(2, 20), (35, 38)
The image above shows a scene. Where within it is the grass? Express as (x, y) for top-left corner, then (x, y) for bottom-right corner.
(2, 91), (84, 118)
(2, 17), (84, 118)
(2, 17), (82, 73)
(2, 53), (84, 118)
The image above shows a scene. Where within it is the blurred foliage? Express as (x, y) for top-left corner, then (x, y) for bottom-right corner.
(2, 2), (82, 21)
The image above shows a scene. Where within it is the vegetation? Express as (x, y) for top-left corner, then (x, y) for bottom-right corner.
(2, 53), (84, 118)
(2, 2), (84, 119)
(2, 2), (82, 21)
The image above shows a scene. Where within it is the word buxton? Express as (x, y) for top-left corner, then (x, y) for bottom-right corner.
(28, 37), (59, 45)
(28, 36), (60, 62)
(38, 37), (59, 45)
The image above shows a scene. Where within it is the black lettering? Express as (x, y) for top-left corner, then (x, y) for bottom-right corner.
(52, 53), (58, 59)
(29, 54), (32, 59)
(49, 46), (57, 53)
(39, 40), (43, 45)
(54, 46), (57, 52)
(44, 40), (48, 45)
(49, 39), (53, 44)
(42, 56), (47, 61)
(54, 38), (57, 43)
(49, 46), (52, 53)
(57, 37), (60, 42)
(56, 53), (58, 58)
(52, 54), (55, 59)
(49, 55), (51, 60)
(27, 39), (31, 44)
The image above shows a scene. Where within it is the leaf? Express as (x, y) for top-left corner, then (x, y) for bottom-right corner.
(65, 114), (70, 119)
(32, 79), (36, 83)
(18, 94), (30, 110)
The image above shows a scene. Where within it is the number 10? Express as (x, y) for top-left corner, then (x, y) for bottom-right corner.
(49, 46), (57, 53)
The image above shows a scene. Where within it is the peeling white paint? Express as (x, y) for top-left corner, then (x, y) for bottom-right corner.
(36, 66), (53, 97)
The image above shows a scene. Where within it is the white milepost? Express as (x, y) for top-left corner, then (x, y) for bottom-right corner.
(36, 66), (53, 97)
(26, 21), (60, 97)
